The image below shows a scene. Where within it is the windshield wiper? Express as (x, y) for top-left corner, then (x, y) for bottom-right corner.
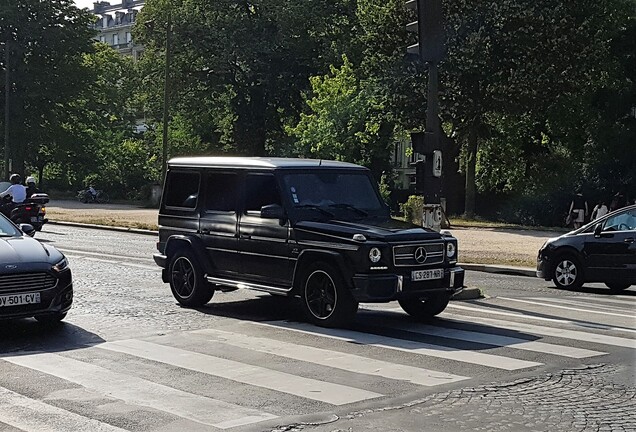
(294, 204), (335, 217)
(328, 203), (368, 216)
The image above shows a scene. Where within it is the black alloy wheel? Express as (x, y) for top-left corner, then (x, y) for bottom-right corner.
(398, 294), (451, 320)
(605, 282), (631, 292)
(300, 262), (358, 328)
(552, 255), (584, 290)
(169, 250), (213, 307)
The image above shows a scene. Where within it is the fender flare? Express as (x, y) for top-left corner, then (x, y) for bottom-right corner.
(292, 249), (353, 292)
(164, 235), (212, 274)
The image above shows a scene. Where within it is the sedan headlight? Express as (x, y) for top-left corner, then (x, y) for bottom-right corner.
(446, 242), (456, 258)
(369, 247), (382, 263)
(53, 257), (69, 272)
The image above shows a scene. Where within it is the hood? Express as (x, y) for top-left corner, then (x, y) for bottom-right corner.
(0, 236), (60, 271)
(295, 217), (444, 243)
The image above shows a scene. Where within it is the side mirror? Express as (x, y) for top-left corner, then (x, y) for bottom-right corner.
(261, 204), (285, 221)
(20, 223), (35, 237)
(593, 223), (603, 237)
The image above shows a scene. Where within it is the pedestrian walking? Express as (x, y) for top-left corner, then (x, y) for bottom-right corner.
(591, 201), (608, 221)
(568, 191), (588, 229)
(609, 192), (626, 212)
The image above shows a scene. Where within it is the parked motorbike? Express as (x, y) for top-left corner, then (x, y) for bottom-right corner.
(1, 193), (49, 236)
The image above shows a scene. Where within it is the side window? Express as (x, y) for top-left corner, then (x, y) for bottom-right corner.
(244, 174), (281, 214)
(164, 171), (200, 209)
(604, 209), (636, 232)
(205, 172), (240, 212)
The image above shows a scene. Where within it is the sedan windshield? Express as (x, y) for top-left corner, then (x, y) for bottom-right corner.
(281, 171), (386, 220)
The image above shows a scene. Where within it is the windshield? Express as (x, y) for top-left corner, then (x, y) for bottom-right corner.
(0, 213), (21, 237)
(281, 171), (387, 220)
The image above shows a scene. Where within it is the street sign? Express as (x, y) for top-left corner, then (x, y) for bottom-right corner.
(433, 150), (442, 177)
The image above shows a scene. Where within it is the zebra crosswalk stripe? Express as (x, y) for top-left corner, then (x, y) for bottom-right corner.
(254, 321), (542, 370)
(1, 352), (277, 429)
(379, 322), (606, 359)
(190, 327), (468, 387)
(441, 310), (636, 349)
(0, 386), (129, 432)
(100, 339), (382, 405)
(497, 297), (636, 319)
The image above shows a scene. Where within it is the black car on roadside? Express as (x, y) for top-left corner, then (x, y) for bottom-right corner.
(537, 204), (636, 292)
(0, 215), (72, 323)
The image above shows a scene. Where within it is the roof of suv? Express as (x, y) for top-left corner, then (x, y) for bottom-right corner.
(167, 156), (366, 170)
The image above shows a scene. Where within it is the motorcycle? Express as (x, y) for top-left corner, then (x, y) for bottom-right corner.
(1, 193), (49, 236)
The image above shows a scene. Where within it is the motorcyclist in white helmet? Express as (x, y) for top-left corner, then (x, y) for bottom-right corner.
(25, 176), (39, 199)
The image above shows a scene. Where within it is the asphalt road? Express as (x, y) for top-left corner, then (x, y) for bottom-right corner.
(0, 225), (634, 432)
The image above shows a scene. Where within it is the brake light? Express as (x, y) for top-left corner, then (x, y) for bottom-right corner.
(25, 206), (32, 211)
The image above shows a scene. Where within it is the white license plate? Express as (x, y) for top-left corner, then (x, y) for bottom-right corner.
(0, 293), (41, 307)
(411, 269), (444, 281)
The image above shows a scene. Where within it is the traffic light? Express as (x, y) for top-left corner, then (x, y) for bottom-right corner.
(405, 0), (445, 63)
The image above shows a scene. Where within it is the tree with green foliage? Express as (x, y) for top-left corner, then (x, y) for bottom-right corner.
(0, 0), (96, 180)
(134, 0), (349, 158)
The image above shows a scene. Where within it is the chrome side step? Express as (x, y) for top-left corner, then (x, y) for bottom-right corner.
(206, 276), (293, 295)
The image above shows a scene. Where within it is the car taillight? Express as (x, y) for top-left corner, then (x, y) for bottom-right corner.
(25, 206), (32, 211)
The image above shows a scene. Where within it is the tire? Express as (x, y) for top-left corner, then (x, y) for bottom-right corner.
(169, 250), (213, 307)
(552, 255), (584, 290)
(96, 192), (109, 204)
(299, 261), (358, 328)
(605, 282), (631, 292)
(35, 312), (67, 325)
(398, 293), (451, 320)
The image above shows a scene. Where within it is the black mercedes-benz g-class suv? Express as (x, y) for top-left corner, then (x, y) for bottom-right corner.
(153, 157), (464, 327)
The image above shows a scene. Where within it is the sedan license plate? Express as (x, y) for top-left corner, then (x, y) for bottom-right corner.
(0, 292), (41, 307)
(411, 269), (444, 281)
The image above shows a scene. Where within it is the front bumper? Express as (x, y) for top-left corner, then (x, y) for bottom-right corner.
(536, 252), (550, 280)
(351, 267), (465, 302)
(0, 270), (73, 320)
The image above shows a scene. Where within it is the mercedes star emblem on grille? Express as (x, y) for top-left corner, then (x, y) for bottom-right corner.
(414, 247), (427, 264)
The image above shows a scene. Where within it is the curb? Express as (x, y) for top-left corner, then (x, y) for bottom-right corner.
(48, 220), (158, 236)
(459, 262), (535, 278)
(452, 287), (482, 301)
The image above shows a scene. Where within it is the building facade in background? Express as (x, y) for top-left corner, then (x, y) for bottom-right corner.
(92, 0), (145, 60)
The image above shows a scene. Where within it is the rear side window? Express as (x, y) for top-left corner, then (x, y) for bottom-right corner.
(205, 172), (240, 212)
(244, 174), (281, 214)
(164, 171), (200, 208)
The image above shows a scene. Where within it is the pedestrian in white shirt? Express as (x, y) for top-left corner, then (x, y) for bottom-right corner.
(591, 201), (609, 220)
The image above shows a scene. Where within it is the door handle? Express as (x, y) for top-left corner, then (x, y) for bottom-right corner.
(200, 228), (210, 235)
(240, 234), (251, 240)
(625, 237), (635, 243)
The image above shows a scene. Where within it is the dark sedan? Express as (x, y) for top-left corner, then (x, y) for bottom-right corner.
(537, 204), (636, 291)
(0, 215), (72, 323)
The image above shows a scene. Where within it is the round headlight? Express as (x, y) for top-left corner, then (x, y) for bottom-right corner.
(369, 247), (382, 263)
(446, 242), (456, 258)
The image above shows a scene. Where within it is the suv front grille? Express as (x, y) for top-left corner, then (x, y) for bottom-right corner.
(393, 242), (444, 267)
(0, 273), (57, 294)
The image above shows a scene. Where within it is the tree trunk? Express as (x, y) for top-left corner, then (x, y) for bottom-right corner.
(464, 124), (478, 219)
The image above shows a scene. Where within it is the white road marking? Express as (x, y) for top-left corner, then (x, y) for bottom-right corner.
(381, 322), (606, 359)
(101, 340), (382, 405)
(255, 322), (542, 371)
(0, 386), (129, 432)
(191, 328), (468, 387)
(497, 297), (635, 319)
(446, 303), (636, 335)
(440, 310), (636, 349)
(528, 297), (636, 313)
(2, 353), (276, 429)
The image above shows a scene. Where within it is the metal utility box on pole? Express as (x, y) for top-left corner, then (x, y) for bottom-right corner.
(406, 0), (446, 230)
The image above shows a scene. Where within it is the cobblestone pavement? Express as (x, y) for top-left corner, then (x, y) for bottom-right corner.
(271, 364), (636, 432)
